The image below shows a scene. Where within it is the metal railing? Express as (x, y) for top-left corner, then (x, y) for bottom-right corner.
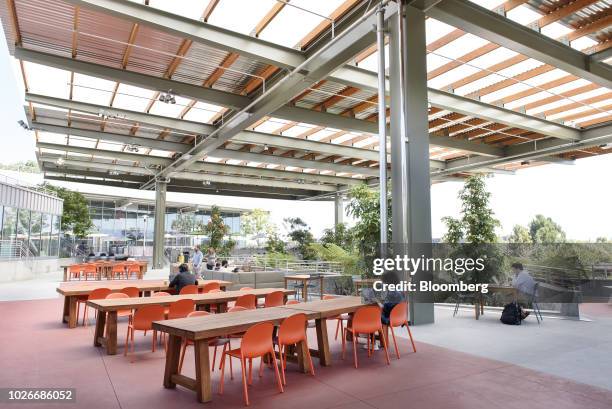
(0, 173), (58, 197)
(0, 240), (35, 260)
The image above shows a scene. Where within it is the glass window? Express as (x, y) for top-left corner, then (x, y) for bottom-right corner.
(114, 210), (126, 242)
(40, 213), (52, 257)
(49, 215), (61, 257)
(2, 207), (17, 241)
(125, 211), (138, 243)
(30, 212), (42, 256)
(17, 209), (30, 243)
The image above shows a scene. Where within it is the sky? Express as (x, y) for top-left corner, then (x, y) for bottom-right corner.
(0, 18), (610, 241)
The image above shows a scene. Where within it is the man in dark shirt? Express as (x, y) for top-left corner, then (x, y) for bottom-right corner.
(169, 263), (197, 294)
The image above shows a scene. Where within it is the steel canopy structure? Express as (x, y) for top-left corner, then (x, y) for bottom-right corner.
(1, 0), (611, 321)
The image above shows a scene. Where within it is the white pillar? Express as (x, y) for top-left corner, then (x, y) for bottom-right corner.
(334, 194), (344, 225)
(152, 178), (167, 269)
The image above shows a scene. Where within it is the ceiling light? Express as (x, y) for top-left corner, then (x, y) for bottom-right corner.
(159, 89), (176, 104)
(202, 180), (211, 186)
(599, 143), (612, 150)
(56, 157), (65, 166)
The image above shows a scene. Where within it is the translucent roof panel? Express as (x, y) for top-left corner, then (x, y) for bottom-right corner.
(112, 84), (156, 111)
(207, 0), (278, 35)
(71, 74), (116, 105)
(147, 0), (207, 20)
(356, 44), (389, 72)
(425, 18), (457, 45)
(253, 118), (291, 134)
(506, 5), (541, 25)
(258, 0), (345, 48)
(23, 61), (70, 98)
(182, 102), (224, 124)
(96, 142), (124, 152)
(149, 96), (192, 118)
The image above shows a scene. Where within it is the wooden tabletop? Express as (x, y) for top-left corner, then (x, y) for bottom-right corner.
(87, 288), (294, 311)
(285, 274), (311, 280)
(153, 306), (318, 340)
(281, 296), (367, 318)
(56, 279), (232, 296)
(285, 274), (342, 280)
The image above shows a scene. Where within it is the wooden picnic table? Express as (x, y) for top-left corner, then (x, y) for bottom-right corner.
(61, 260), (149, 281)
(474, 285), (518, 320)
(88, 288), (294, 356)
(57, 279), (232, 329)
(283, 273), (340, 301)
(153, 296), (366, 403)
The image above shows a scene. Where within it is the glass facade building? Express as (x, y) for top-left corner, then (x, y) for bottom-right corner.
(0, 178), (63, 258)
(84, 196), (244, 253)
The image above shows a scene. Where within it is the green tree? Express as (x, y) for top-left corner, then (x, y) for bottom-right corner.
(265, 230), (286, 254)
(284, 217), (315, 259)
(528, 214), (566, 243)
(508, 224), (532, 243)
(171, 213), (198, 234)
(442, 175), (500, 244)
(204, 205), (235, 256)
(43, 184), (92, 238)
(320, 223), (353, 251)
(240, 209), (270, 237)
(346, 183), (390, 250)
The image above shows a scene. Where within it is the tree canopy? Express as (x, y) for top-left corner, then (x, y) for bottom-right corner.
(43, 184), (92, 238)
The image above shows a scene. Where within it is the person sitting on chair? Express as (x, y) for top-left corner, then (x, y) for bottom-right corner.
(511, 262), (535, 319)
(169, 263), (196, 294)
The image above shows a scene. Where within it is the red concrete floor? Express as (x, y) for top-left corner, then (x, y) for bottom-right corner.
(1, 298), (611, 409)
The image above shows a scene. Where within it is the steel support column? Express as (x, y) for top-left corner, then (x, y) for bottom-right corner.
(376, 5), (388, 245)
(152, 179), (167, 269)
(389, 2), (434, 325)
(334, 194), (344, 226)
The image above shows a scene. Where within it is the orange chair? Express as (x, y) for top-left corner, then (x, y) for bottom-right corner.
(77, 288), (111, 326)
(126, 263), (141, 279)
(120, 287), (140, 298)
(235, 294), (257, 310)
(323, 295), (349, 340)
(179, 284), (199, 295)
(82, 264), (98, 280)
(219, 322), (284, 406)
(200, 282), (221, 293)
(342, 305), (390, 369)
(153, 291), (171, 297)
(124, 305), (166, 361)
(167, 299), (195, 320)
(263, 291), (285, 308)
(285, 300), (300, 305)
(388, 303), (416, 358)
(277, 313), (315, 385)
(111, 263), (127, 280)
(105, 292), (133, 323)
(69, 264), (83, 280)
(178, 311), (231, 374)
(239, 287), (253, 291)
(228, 306), (247, 313)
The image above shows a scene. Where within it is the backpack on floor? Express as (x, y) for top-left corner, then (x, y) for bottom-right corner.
(500, 302), (522, 325)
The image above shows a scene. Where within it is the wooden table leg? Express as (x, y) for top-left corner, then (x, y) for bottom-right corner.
(296, 340), (310, 373)
(106, 311), (118, 355)
(68, 296), (78, 328)
(63, 267), (68, 282)
(62, 296), (69, 323)
(315, 318), (331, 366)
(320, 276), (324, 299)
(302, 279), (308, 302)
(194, 339), (212, 403)
(474, 303), (480, 320)
(94, 311), (106, 347)
(163, 334), (182, 389)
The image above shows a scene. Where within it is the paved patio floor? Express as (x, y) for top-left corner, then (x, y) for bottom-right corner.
(1, 297), (611, 409)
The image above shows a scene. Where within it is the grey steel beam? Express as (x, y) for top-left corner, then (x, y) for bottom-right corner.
(146, 1), (398, 187)
(212, 149), (381, 176)
(27, 93), (505, 157)
(590, 48), (612, 64)
(425, 0), (612, 89)
(36, 142), (362, 185)
(427, 89), (580, 141)
(29, 118), (385, 162)
(42, 167), (321, 199)
(43, 1), (581, 139)
(39, 156), (339, 192)
(435, 123), (612, 175)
